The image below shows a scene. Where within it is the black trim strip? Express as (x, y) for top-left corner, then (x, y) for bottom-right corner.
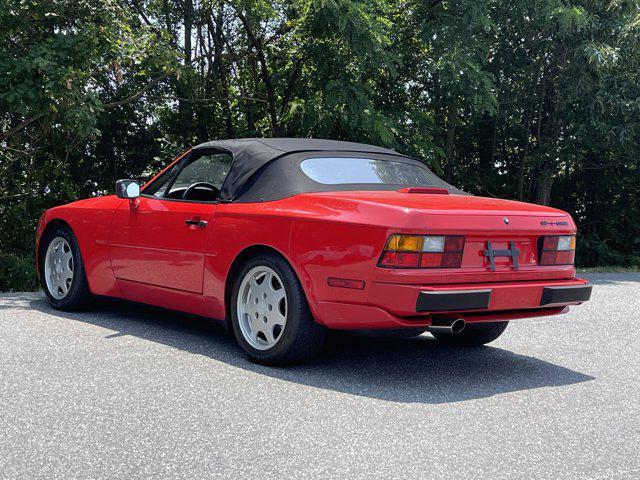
(139, 194), (218, 205)
(416, 289), (492, 312)
(540, 284), (592, 306)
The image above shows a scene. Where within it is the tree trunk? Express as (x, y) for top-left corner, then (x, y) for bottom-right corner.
(162, 0), (174, 41)
(444, 101), (457, 182)
(184, 0), (193, 63)
(211, 10), (234, 138)
(518, 63), (544, 201)
(236, 10), (280, 136)
(246, 47), (258, 133)
(535, 162), (554, 205)
(433, 107), (443, 148)
(478, 113), (495, 170)
(179, 0), (194, 139)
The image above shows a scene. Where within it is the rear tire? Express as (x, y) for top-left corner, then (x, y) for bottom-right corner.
(40, 225), (92, 311)
(230, 252), (326, 366)
(431, 321), (508, 347)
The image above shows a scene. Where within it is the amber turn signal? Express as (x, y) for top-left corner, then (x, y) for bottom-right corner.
(385, 235), (424, 252)
(379, 234), (465, 269)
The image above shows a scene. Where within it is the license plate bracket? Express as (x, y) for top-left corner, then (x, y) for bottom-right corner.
(484, 240), (520, 271)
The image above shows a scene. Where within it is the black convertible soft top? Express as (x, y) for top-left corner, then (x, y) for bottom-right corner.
(192, 138), (457, 202)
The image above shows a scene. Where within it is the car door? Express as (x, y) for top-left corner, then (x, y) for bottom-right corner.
(108, 150), (232, 294)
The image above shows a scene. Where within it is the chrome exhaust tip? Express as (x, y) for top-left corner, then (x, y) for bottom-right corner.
(428, 318), (466, 334)
(450, 318), (466, 334)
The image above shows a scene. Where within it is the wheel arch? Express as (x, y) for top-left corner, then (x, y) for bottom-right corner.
(37, 218), (74, 277)
(223, 244), (317, 329)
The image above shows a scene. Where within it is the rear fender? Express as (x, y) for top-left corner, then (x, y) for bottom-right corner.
(288, 218), (388, 326)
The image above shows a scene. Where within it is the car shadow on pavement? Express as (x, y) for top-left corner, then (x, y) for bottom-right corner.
(25, 295), (594, 405)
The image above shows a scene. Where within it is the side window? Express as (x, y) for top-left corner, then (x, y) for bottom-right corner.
(143, 163), (181, 198)
(143, 152), (233, 201)
(169, 153), (232, 195)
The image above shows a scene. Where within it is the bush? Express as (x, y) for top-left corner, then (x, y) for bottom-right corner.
(0, 253), (39, 292)
(576, 234), (639, 269)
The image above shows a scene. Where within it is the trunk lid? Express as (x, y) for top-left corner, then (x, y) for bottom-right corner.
(311, 190), (570, 217)
(302, 190), (576, 283)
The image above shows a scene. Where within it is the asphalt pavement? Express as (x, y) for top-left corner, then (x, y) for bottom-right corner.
(1, 273), (639, 479)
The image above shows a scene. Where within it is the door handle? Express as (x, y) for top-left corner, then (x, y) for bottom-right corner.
(185, 219), (208, 228)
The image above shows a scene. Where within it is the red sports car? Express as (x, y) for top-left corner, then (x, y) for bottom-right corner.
(36, 138), (592, 365)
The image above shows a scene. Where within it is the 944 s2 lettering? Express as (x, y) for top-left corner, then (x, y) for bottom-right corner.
(36, 138), (592, 365)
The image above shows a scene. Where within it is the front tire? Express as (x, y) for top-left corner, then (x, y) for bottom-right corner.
(40, 225), (92, 310)
(431, 321), (508, 347)
(230, 253), (326, 366)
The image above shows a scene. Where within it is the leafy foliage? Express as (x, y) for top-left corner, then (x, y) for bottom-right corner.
(1, 0), (640, 291)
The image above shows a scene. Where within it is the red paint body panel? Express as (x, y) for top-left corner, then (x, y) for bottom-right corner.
(203, 209), (295, 320)
(109, 196), (215, 294)
(36, 156), (590, 330)
(314, 301), (569, 329)
(364, 277), (587, 319)
(117, 278), (210, 317)
(37, 195), (125, 297)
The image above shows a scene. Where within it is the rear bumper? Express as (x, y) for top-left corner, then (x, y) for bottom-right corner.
(540, 284), (593, 306)
(416, 289), (491, 312)
(416, 283), (592, 312)
(314, 277), (591, 329)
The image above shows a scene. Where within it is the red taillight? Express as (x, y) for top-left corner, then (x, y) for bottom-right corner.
(542, 236), (559, 250)
(539, 235), (576, 266)
(420, 253), (442, 268)
(378, 235), (465, 269)
(445, 236), (465, 252)
(555, 250), (576, 264)
(380, 251), (421, 267)
(441, 251), (464, 268)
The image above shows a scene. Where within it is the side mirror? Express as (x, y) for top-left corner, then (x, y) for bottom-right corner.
(116, 179), (140, 199)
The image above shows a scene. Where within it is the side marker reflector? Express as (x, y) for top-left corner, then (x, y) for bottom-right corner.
(327, 277), (366, 290)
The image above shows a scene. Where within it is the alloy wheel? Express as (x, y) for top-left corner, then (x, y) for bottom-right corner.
(44, 236), (74, 299)
(236, 266), (287, 350)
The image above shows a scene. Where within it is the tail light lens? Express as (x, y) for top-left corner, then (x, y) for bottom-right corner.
(378, 234), (465, 269)
(539, 235), (576, 265)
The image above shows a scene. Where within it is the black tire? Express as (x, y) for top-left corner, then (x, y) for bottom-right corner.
(230, 252), (326, 366)
(39, 224), (92, 310)
(431, 321), (508, 347)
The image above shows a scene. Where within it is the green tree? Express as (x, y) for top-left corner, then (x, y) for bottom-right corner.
(1, 0), (640, 291)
